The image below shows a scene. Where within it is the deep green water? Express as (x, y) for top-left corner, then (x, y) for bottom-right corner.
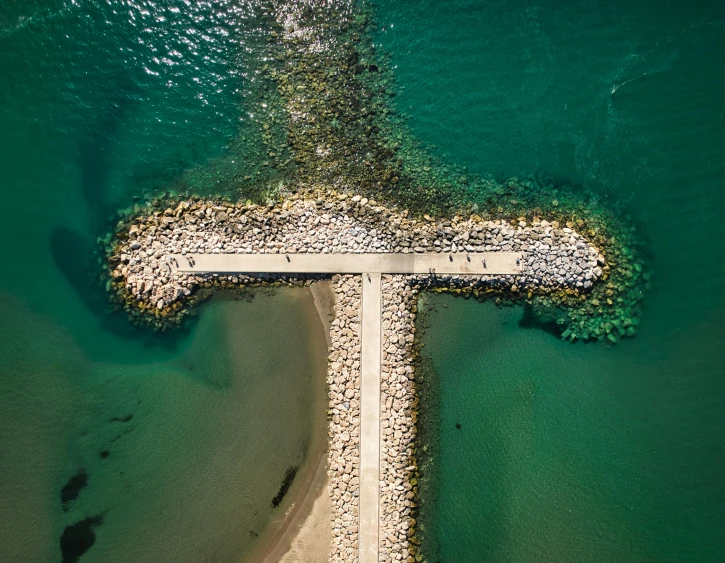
(373, 0), (725, 561)
(1, 0), (724, 562)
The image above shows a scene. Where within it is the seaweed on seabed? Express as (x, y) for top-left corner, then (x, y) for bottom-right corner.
(60, 514), (104, 563)
(61, 469), (88, 511)
(404, 295), (438, 562)
(271, 465), (299, 508)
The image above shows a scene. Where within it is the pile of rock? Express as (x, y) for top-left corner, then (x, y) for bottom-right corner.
(327, 275), (362, 562)
(379, 276), (419, 563)
(326, 274), (422, 563)
(107, 191), (604, 315)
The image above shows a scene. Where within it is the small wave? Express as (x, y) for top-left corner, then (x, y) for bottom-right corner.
(611, 72), (648, 94)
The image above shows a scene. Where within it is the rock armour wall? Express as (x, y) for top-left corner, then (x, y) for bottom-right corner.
(108, 193), (604, 313)
(380, 276), (418, 563)
(328, 275), (362, 562)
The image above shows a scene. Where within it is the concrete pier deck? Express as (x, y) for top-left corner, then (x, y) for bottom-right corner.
(360, 272), (382, 563)
(168, 251), (522, 562)
(169, 251), (522, 276)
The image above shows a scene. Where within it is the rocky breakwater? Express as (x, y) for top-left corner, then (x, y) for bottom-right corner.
(379, 276), (419, 563)
(328, 273), (424, 563)
(103, 192), (613, 562)
(327, 275), (362, 562)
(106, 191), (605, 332)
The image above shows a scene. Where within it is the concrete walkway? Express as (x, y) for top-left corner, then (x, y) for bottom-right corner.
(169, 251), (522, 276)
(168, 251), (522, 562)
(360, 272), (382, 563)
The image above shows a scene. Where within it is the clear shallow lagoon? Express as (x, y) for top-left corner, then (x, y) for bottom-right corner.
(374, 0), (725, 560)
(419, 297), (724, 562)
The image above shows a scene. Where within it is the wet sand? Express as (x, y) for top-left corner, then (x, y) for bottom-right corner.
(252, 282), (334, 563)
(310, 281), (335, 348)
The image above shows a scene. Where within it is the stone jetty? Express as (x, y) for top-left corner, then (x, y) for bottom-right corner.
(105, 190), (606, 562)
(108, 190), (604, 319)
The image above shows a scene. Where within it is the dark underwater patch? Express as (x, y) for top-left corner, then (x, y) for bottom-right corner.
(109, 413), (133, 423)
(60, 514), (104, 563)
(61, 470), (88, 511)
(271, 465), (298, 508)
(110, 428), (133, 443)
(518, 305), (563, 339)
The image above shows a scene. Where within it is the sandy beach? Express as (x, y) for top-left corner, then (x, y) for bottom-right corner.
(256, 281), (335, 563)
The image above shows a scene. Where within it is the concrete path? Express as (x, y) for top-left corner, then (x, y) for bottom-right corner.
(169, 251), (522, 276)
(167, 251), (522, 562)
(359, 272), (382, 563)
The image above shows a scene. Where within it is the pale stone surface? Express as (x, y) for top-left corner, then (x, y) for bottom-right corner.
(359, 273), (381, 563)
(169, 251), (521, 276)
(379, 276), (419, 563)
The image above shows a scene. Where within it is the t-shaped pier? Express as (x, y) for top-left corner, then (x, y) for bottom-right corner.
(171, 252), (522, 563)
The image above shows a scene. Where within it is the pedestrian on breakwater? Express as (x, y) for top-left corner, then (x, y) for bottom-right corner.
(367, 274), (371, 282)
(449, 254), (453, 261)
(467, 255), (471, 262)
(483, 259), (487, 269)
(286, 255), (290, 262)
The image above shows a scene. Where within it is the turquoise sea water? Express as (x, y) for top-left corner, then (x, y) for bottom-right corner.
(0, 2), (326, 561)
(1, 0), (724, 562)
(373, 0), (725, 561)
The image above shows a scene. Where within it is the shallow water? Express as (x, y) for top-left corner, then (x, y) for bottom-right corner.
(0, 288), (328, 562)
(374, 0), (725, 560)
(420, 297), (725, 562)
